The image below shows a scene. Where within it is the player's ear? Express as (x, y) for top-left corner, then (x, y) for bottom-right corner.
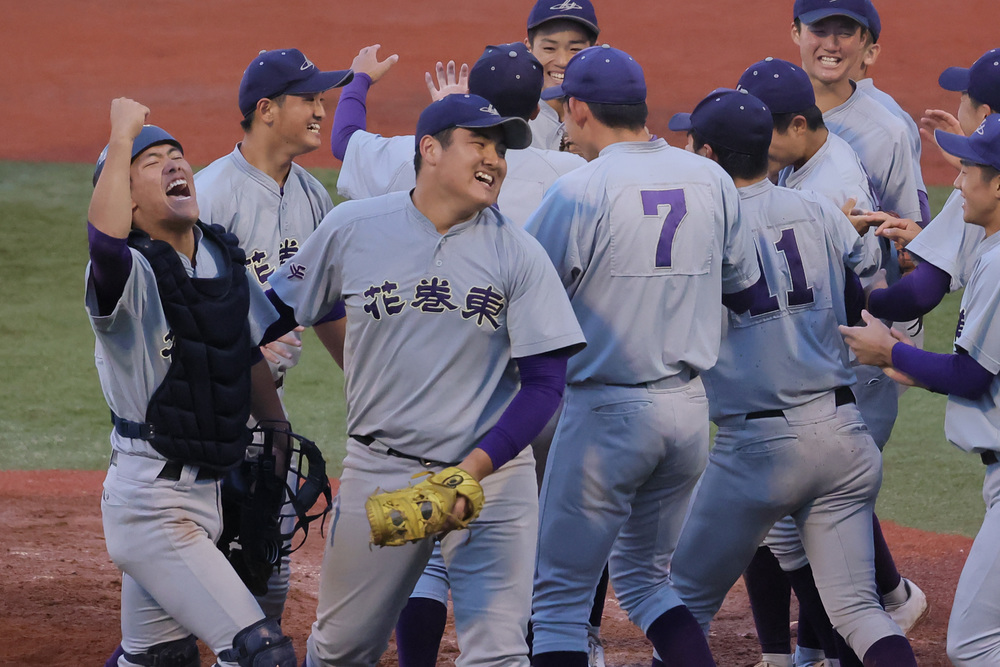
(863, 42), (881, 68)
(792, 114), (809, 135)
(256, 98), (276, 125)
(566, 97), (588, 127)
(697, 143), (715, 161)
(790, 20), (802, 46)
(419, 134), (440, 167)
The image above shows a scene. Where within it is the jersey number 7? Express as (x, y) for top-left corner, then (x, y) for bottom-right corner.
(641, 189), (687, 268)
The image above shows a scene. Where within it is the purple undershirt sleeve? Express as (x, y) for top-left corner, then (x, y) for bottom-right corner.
(867, 262), (951, 321)
(891, 344), (994, 400)
(330, 73), (372, 161)
(88, 222), (133, 316)
(315, 300), (346, 324)
(918, 190), (931, 228)
(260, 288), (300, 346)
(475, 352), (568, 471)
(722, 273), (766, 314)
(844, 268), (864, 325)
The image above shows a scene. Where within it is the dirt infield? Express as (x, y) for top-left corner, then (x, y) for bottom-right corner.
(3, 0), (989, 185)
(0, 470), (971, 666)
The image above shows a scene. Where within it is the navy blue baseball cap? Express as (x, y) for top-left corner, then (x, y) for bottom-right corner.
(793, 0), (875, 33)
(415, 93), (532, 151)
(469, 43), (544, 120)
(93, 125), (183, 187)
(737, 57), (816, 115)
(669, 88), (772, 155)
(939, 49), (1000, 114)
(239, 48), (353, 117)
(936, 114), (1000, 173)
(540, 44), (646, 105)
(865, 2), (882, 42)
(527, 0), (599, 38)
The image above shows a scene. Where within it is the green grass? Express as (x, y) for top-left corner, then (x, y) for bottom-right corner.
(0, 161), (985, 535)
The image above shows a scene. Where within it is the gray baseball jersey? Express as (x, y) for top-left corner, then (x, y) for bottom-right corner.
(824, 85), (921, 221)
(855, 78), (928, 200)
(906, 189), (984, 292)
(525, 138), (761, 384)
(701, 180), (877, 419)
(268, 190), (584, 465)
(529, 101), (565, 151)
(335, 129), (584, 226)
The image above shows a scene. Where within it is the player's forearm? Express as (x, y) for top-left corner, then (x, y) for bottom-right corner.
(473, 352), (568, 474)
(249, 357), (287, 423)
(314, 315), (346, 370)
(330, 73), (372, 160)
(891, 344), (994, 400)
(88, 136), (135, 239)
(88, 222), (133, 316)
(867, 262), (950, 321)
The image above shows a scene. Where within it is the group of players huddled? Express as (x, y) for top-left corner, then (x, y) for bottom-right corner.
(85, 0), (1000, 666)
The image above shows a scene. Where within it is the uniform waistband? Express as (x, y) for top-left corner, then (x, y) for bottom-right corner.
(571, 367), (698, 391)
(349, 434), (462, 469)
(982, 450), (999, 466)
(745, 386), (856, 421)
(109, 450), (220, 481)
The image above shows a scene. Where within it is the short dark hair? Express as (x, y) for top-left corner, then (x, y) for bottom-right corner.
(413, 127), (457, 176)
(967, 92), (997, 115)
(527, 18), (598, 47)
(583, 100), (648, 131)
(793, 17), (873, 46)
(772, 105), (825, 133)
(240, 94), (287, 132)
(960, 159), (1000, 184)
(691, 129), (769, 181)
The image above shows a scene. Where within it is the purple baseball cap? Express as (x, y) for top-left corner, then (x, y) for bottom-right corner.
(238, 48), (353, 117)
(540, 44), (646, 105)
(939, 49), (1000, 114)
(668, 88), (773, 155)
(793, 0), (875, 33)
(93, 125), (183, 187)
(469, 43), (544, 120)
(527, 0), (599, 38)
(415, 93), (532, 151)
(737, 57), (816, 115)
(936, 114), (1000, 173)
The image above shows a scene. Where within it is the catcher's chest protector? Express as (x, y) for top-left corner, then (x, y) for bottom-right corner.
(128, 223), (253, 470)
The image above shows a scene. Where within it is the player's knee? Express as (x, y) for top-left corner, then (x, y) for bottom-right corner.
(122, 635), (199, 667)
(946, 626), (994, 666)
(221, 618), (297, 667)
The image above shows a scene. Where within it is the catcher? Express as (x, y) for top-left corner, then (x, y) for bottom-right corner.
(265, 93), (585, 667)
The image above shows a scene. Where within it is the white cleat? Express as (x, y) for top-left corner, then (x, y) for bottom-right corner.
(754, 655), (793, 667)
(587, 634), (606, 667)
(885, 578), (929, 634)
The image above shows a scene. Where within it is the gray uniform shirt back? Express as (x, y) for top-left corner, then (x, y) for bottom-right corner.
(856, 78), (928, 196)
(268, 191), (584, 463)
(85, 226), (277, 459)
(526, 139), (760, 385)
(906, 189), (983, 292)
(702, 180), (872, 419)
(528, 102), (564, 151)
(335, 130), (584, 226)
(824, 84), (921, 221)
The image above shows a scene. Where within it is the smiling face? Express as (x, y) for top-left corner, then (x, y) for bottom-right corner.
(793, 16), (868, 87)
(129, 143), (198, 232)
(956, 162), (1000, 230)
(527, 20), (595, 91)
(270, 92), (327, 154)
(433, 127), (508, 211)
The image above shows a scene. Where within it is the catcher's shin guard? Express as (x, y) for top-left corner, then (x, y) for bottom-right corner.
(220, 618), (297, 667)
(122, 635), (199, 667)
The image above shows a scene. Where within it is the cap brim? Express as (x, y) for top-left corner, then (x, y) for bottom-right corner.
(540, 85), (567, 101)
(935, 129), (989, 166)
(668, 113), (692, 132)
(527, 16), (599, 37)
(797, 8), (869, 29)
(285, 69), (355, 95)
(938, 66), (971, 93)
(459, 116), (533, 150)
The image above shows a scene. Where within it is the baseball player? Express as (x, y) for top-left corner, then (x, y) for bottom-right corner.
(666, 87), (918, 667)
(526, 48), (762, 667)
(841, 114), (1000, 667)
(524, 0), (600, 151)
(267, 93), (585, 667)
(87, 98), (297, 667)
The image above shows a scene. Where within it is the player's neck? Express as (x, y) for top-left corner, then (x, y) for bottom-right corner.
(798, 127), (830, 169)
(545, 97), (564, 121)
(410, 185), (483, 235)
(135, 218), (198, 261)
(239, 137), (295, 188)
(812, 78), (855, 113)
(732, 174), (768, 189)
(592, 127), (652, 156)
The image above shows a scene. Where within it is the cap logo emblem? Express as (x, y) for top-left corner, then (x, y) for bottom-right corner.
(976, 122), (986, 135)
(300, 56), (314, 71)
(481, 104), (500, 116)
(550, 0), (584, 11)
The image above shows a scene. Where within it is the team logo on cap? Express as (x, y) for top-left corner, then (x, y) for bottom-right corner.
(976, 121), (987, 135)
(550, 0), (584, 10)
(300, 56), (314, 71)
(481, 104), (500, 116)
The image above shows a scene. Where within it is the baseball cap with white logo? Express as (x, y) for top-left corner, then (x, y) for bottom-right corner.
(540, 44), (646, 105)
(527, 0), (599, 38)
(737, 57), (816, 115)
(939, 49), (1000, 114)
(936, 114), (1000, 173)
(669, 88), (773, 155)
(793, 0), (875, 33)
(238, 48), (353, 117)
(414, 94), (532, 151)
(469, 43), (545, 121)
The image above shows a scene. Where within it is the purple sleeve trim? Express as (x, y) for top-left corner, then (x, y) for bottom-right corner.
(918, 190), (931, 228)
(892, 344), (994, 400)
(867, 262), (951, 321)
(88, 222), (132, 316)
(259, 288), (300, 346)
(476, 352), (567, 471)
(315, 300), (346, 325)
(844, 268), (864, 325)
(330, 73), (372, 161)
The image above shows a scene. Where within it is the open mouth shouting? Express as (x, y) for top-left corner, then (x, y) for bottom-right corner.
(166, 178), (192, 200)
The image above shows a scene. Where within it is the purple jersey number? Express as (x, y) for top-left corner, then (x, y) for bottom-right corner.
(749, 228), (815, 316)
(641, 189), (687, 268)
